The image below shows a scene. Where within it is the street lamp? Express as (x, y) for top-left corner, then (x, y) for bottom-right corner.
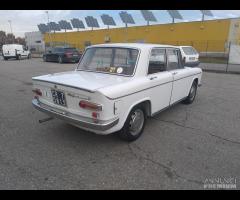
(45, 11), (53, 47)
(8, 20), (14, 43)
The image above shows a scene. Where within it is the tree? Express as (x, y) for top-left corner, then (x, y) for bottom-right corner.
(0, 30), (26, 50)
(0, 31), (6, 47)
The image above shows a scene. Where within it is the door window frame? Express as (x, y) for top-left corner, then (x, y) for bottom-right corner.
(147, 47), (167, 75)
(166, 48), (184, 71)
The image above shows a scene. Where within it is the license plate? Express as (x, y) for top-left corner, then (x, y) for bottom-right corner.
(73, 54), (78, 57)
(189, 57), (195, 60)
(51, 89), (67, 107)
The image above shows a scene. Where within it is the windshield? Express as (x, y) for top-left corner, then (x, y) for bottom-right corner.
(77, 47), (139, 76)
(182, 47), (198, 55)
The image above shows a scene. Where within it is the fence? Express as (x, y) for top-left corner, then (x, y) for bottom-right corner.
(44, 40), (240, 73)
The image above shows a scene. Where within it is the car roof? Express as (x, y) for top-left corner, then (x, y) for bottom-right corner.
(90, 43), (176, 50)
(178, 46), (194, 48)
(53, 46), (76, 49)
(3, 44), (22, 46)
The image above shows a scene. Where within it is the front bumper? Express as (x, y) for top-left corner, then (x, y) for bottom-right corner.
(32, 99), (119, 131)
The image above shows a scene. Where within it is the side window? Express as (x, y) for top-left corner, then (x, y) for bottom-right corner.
(148, 48), (166, 74)
(167, 48), (180, 70)
(51, 48), (57, 53)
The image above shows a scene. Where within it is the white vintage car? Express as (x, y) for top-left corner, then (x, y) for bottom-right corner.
(32, 43), (202, 141)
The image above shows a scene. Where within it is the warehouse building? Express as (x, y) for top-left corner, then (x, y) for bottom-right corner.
(25, 31), (45, 53)
(43, 18), (240, 55)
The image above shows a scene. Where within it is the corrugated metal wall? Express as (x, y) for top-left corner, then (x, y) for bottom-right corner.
(44, 18), (238, 52)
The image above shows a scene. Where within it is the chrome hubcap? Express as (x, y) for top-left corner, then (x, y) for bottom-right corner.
(129, 109), (144, 136)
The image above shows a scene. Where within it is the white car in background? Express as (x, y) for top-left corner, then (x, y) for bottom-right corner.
(32, 43), (202, 141)
(178, 46), (200, 67)
(2, 44), (31, 60)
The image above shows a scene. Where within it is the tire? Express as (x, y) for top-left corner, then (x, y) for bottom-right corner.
(28, 54), (31, 59)
(58, 56), (63, 64)
(3, 57), (8, 60)
(183, 80), (198, 104)
(118, 105), (146, 142)
(17, 55), (21, 60)
(43, 55), (47, 62)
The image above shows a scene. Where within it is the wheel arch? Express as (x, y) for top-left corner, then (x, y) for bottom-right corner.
(125, 98), (152, 120)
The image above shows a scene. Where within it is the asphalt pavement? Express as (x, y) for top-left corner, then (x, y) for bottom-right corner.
(0, 58), (240, 189)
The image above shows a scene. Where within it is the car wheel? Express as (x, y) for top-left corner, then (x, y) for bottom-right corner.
(118, 105), (146, 142)
(28, 54), (31, 59)
(58, 56), (63, 64)
(17, 55), (21, 60)
(3, 57), (8, 60)
(183, 80), (198, 104)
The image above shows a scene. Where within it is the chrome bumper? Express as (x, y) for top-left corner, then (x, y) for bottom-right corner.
(32, 99), (119, 131)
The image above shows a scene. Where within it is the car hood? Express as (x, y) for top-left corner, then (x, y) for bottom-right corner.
(32, 70), (132, 92)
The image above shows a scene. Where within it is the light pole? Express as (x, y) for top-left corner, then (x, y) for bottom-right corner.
(8, 20), (14, 43)
(45, 11), (53, 47)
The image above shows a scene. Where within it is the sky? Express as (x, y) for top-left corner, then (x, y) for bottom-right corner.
(0, 10), (240, 37)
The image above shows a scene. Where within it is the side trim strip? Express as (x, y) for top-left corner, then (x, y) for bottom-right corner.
(151, 96), (187, 117)
(104, 72), (201, 100)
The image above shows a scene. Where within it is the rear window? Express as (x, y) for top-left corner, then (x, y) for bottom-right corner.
(182, 47), (198, 55)
(77, 47), (139, 76)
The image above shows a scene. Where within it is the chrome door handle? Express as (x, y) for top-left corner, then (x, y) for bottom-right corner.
(149, 76), (157, 80)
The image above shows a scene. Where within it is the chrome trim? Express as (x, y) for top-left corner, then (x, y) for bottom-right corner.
(32, 78), (95, 93)
(32, 99), (119, 131)
(151, 96), (187, 117)
(104, 72), (201, 100)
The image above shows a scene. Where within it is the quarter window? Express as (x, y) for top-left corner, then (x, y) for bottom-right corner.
(148, 48), (166, 74)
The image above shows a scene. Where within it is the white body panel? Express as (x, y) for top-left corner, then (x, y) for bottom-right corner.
(2, 44), (30, 58)
(32, 43), (202, 135)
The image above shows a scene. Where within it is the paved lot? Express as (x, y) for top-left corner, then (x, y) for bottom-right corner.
(0, 58), (240, 189)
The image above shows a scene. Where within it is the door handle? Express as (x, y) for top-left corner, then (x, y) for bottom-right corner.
(149, 76), (157, 80)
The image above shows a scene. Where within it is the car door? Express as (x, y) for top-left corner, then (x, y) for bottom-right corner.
(146, 48), (173, 114)
(166, 48), (193, 105)
(46, 48), (54, 61)
(21, 46), (28, 57)
(51, 48), (59, 61)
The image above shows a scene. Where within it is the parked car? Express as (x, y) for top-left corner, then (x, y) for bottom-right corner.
(178, 46), (200, 67)
(2, 44), (31, 60)
(32, 43), (202, 141)
(43, 47), (82, 63)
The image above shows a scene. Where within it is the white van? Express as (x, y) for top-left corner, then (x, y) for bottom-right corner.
(178, 46), (200, 67)
(2, 44), (31, 60)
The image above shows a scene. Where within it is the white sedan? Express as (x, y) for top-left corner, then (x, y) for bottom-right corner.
(32, 43), (202, 141)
